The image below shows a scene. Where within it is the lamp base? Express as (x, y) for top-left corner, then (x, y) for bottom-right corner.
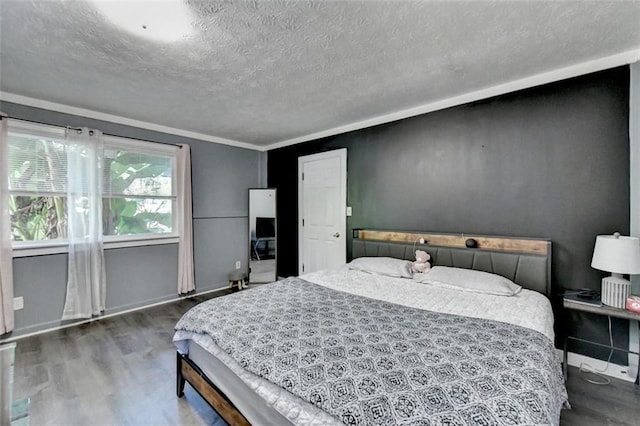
(601, 275), (631, 309)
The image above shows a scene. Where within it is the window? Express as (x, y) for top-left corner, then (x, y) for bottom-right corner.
(6, 120), (179, 254)
(7, 124), (68, 243)
(102, 137), (176, 240)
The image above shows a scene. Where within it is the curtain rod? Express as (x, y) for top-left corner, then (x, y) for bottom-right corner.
(3, 115), (183, 148)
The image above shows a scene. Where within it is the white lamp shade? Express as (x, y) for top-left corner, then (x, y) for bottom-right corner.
(591, 234), (640, 274)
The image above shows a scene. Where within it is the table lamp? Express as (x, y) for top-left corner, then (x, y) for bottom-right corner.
(591, 232), (640, 308)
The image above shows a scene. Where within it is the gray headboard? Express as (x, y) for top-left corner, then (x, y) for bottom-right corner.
(352, 235), (552, 297)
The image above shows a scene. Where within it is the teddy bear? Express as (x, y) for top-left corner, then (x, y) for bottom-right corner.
(412, 249), (431, 274)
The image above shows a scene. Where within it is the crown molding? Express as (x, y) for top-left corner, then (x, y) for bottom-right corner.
(0, 92), (265, 151)
(265, 49), (640, 151)
(2, 49), (638, 153)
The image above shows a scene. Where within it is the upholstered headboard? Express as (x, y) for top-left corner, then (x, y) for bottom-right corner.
(352, 230), (552, 297)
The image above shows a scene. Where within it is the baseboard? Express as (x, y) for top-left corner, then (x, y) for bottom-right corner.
(0, 284), (229, 343)
(559, 349), (637, 382)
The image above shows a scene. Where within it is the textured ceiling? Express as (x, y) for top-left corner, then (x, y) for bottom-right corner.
(1, 1), (639, 149)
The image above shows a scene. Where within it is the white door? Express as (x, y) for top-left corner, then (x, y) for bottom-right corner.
(298, 149), (347, 275)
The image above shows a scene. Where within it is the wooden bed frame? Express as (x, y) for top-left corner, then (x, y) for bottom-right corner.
(177, 352), (250, 425)
(176, 229), (552, 425)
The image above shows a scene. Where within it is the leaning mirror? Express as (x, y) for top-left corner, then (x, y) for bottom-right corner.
(249, 189), (277, 283)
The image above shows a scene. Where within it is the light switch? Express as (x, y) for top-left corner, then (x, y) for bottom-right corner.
(346, 206), (352, 216)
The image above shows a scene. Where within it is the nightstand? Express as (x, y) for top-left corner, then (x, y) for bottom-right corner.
(562, 299), (640, 383)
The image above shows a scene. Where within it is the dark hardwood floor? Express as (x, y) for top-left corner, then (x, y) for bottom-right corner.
(561, 366), (640, 425)
(8, 287), (640, 425)
(12, 291), (231, 426)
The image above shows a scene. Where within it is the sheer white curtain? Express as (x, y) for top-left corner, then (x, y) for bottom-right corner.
(61, 127), (106, 320)
(0, 117), (14, 334)
(177, 144), (195, 294)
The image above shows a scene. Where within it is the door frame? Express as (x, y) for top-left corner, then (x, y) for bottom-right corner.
(298, 148), (347, 275)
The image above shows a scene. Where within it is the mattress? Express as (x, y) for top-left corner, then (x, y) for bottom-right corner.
(174, 269), (566, 425)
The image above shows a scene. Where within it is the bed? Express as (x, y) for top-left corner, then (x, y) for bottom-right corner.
(174, 230), (569, 425)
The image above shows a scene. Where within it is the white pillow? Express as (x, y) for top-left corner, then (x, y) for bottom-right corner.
(348, 257), (413, 278)
(413, 266), (522, 296)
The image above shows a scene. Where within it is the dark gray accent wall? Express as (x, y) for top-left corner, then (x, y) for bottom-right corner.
(1, 101), (262, 336)
(268, 67), (631, 361)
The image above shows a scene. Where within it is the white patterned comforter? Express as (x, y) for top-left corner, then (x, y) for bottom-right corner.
(174, 268), (564, 425)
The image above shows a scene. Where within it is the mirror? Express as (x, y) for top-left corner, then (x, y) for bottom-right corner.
(249, 188), (277, 283)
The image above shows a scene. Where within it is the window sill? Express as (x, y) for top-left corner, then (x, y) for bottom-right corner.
(12, 237), (180, 258)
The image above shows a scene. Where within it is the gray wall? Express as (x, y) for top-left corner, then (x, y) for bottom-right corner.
(1, 101), (264, 336)
(268, 67), (631, 361)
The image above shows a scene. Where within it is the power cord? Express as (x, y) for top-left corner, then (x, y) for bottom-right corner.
(577, 315), (613, 385)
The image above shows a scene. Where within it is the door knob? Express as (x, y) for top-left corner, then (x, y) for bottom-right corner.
(333, 232), (340, 238)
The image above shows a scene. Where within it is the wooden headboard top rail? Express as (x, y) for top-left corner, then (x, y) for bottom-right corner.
(355, 229), (550, 256)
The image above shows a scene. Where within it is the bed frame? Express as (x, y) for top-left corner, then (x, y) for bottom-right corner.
(176, 229), (552, 425)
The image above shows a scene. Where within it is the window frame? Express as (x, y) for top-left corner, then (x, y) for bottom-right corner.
(7, 119), (181, 258)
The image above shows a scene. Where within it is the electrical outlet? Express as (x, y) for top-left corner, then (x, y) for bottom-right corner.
(419, 237), (425, 244)
(235, 260), (241, 270)
(13, 296), (24, 310)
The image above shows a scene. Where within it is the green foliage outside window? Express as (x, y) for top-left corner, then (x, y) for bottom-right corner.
(8, 134), (174, 242)
(7, 136), (67, 242)
(9, 195), (66, 242)
(103, 150), (173, 236)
